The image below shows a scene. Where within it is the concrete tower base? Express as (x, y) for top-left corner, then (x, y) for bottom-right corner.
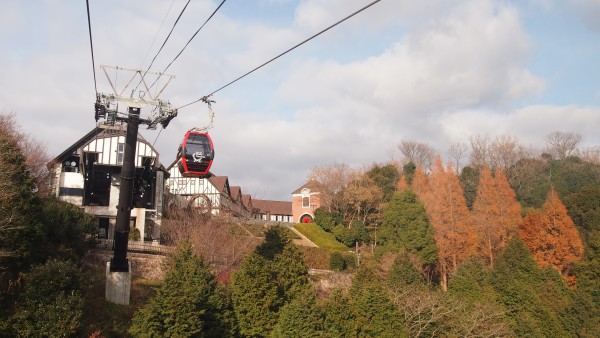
(105, 262), (131, 305)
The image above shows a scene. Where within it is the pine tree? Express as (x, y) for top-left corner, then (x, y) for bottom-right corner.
(129, 242), (234, 337)
(472, 167), (521, 268)
(518, 189), (584, 284)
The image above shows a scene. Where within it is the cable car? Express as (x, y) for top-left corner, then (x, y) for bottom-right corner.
(177, 131), (215, 177)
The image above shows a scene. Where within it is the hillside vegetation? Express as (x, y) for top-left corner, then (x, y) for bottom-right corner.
(2, 113), (600, 337)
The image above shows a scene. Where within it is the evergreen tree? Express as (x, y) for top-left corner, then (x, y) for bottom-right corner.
(448, 257), (496, 303)
(10, 259), (85, 337)
(322, 289), (355, 338)
(0, 116), (44, 272)
(492, 238), (572, 337)
(129, 242), (234, 337)
(366, 163), (400, 202)
(230, 227), (310, 337)
(271, 288), (324, 337)
(387, 252), (424, 289)
(314, 207), (336, 232)
(402, 161), (417, 185)
(40, 198), (97, 260)
(379, 190), (438, 268)
(349, 268), (407, 337)
(459, 165), (480, 210)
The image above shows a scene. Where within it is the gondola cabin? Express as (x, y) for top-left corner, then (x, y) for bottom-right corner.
(177, 131), (214, 177)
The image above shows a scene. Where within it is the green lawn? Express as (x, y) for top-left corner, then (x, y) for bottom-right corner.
(293, 223), (348, 250)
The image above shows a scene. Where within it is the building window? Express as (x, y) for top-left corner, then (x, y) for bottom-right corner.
(117, 143), (125, 164)
(302, 188), (310, 208)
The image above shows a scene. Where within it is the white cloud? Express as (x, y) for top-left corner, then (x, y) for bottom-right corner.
(2, 0), (599, 201)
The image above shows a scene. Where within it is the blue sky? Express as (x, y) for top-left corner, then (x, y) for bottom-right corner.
(1, 0), (599, 200)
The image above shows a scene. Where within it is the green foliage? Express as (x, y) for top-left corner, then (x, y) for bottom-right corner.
(511, 157), (600, 209)
(387, 252), (424, 289)
(492, 238), (573, 337)
(256, 227), (289, 259)
(379, 190), (438, 266)
(449, 257), (498, 304)
(40, 198), (97, 259)
(314, 207), (335, 232)
(366, 163), (400, 202)
(563, 183), (600, 247)
(230, 230), (310, 337)
(293, 223), (347, 250)
(129, 242), (234, 338)
(332, 224), (356, 247)
(329, 251), (346, 271)
(271, 288), (325, 337)
(459, 165), (480, 209)
(322, 290), (355, 338)
(0, 123), (44, 271)
(349, 268), (407, 337)
(329, 251), (356, 272)
(403, 162), (417, 185)
(129, 227), (141, 241)
(350, 219), (369, 243)
(11, 259), (86, 337)
(230, 253), (281, 337)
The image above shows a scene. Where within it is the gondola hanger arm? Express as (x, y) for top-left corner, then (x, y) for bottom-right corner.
(190, 95), (215, 132)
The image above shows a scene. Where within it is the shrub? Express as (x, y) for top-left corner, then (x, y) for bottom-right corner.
(330, 251), (347, 271)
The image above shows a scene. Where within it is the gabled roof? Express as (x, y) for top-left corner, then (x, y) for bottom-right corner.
(291, 179), (325, 195)
(230, 186), (242, 201)
(242, 194), (252, 209)
(208, 176), (230, 196)
(252, 199), (292, 216)
(51, 124), (162, 168)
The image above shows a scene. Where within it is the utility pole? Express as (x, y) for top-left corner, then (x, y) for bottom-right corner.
(95, 65), (177, 304)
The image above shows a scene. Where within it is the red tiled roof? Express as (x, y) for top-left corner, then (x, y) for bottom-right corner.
(252, 199), (292, 216)
(291, 180), (325, 194)
(230, 186), (242, 201)
(242, 194), (252, 209)
(208, 176), (229, 195)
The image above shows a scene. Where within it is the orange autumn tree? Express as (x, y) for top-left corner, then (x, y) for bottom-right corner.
(396, 175), (409, 192)
(518, 189), (584, 284)
(410, 166), (430, 200)
(472, 167), (522, 269)
(424, 158), (477, 291)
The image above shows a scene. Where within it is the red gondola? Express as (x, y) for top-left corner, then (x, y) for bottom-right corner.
(177, 131), (215, 177)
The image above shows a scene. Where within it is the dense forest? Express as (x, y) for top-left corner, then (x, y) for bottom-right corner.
(1, 112), (599, 337)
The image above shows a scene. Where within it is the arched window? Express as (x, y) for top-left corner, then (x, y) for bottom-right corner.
(301, 188), (310, 208)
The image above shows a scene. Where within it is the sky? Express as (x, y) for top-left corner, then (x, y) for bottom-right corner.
(1, 0), (599, 201)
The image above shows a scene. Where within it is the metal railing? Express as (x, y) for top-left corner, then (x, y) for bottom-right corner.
(96, 239), (174, 255)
